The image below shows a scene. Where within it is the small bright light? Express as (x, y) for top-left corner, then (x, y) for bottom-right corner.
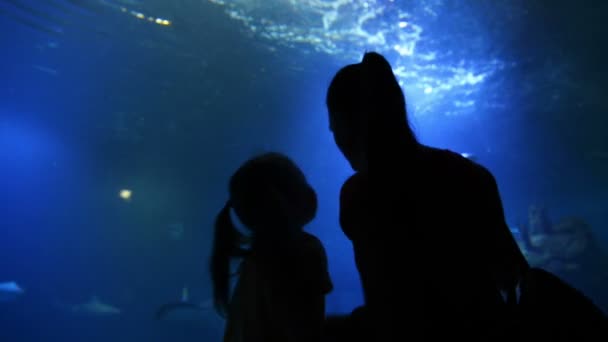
(424, 87), (433, 94)
(135, 13), (145, 19)
(398, 21), (408, 28)
(155, 18), (163, 24)
(119, 189), (132, 200)
(161, 20), (171, 26)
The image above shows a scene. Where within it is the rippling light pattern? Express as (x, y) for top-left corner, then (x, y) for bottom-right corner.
(208, 0), (504, 116)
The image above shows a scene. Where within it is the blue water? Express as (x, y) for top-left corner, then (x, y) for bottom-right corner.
(0, 0), (606, 340)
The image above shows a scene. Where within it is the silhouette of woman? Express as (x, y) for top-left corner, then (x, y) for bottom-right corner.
(325, 52), (529, 340)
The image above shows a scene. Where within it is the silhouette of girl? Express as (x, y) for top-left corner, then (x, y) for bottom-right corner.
(210, 152), (332, 342)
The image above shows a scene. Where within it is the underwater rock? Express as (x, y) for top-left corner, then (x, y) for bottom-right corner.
(554, 217), (589, 233)
(517, 206), (608, 313)
(517, 205), (599, 273)
(528, 231), (588, 259)
(519, 248), (552, 266)
(527, 205), (553, 235)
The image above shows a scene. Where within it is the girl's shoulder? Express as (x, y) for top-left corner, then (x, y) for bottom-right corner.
(287, 232), (329, 267)
(290, 232), (333, 294)
(298, 232), (326, 252)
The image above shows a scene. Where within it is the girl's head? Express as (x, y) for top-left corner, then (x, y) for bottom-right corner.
(210, 152), (317, 316)
(228, 152), (317, 233)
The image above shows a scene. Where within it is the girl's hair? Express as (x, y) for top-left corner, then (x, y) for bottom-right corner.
(210, 152), (317, 317)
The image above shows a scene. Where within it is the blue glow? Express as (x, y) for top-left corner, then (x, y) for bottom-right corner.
(0, 114), (71, 227)
(0, 1), (605, 339)
(0, 117), (59, 170)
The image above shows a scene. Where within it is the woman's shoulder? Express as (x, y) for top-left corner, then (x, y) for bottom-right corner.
(422, 146), (495, 178)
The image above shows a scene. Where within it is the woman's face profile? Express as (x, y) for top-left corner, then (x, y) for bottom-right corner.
(329, 109), (367, 172)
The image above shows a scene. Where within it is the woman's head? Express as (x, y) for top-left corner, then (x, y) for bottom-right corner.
(210, 152), (317, 316)
(326, 52), (417, 171)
